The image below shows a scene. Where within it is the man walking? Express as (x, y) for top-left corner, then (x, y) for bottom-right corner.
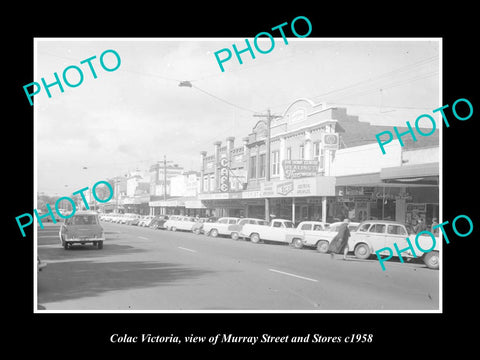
(327, 218), (351, 260)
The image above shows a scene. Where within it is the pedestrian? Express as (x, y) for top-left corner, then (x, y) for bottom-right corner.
(327, 218), (351, 260)
(414, 218), (427, 233)
(431, 217), (439, 236)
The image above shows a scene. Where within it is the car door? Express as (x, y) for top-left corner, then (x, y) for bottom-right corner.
(385, 224), (412, 258)
(366, 223), (388, 254)
(299, 223), (314, 245)
(268, 220), (287, 242)
(216, 218), (229, 234)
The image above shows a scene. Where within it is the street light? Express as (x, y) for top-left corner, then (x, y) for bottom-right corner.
(178, 80), (192, 87)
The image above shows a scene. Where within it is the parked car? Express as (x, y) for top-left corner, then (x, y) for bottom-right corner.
(58, 211), (105, 249)
(149, 215), (169, 230)
(138, 215), (155, 227)
(120, 213), (140, 225)
(164, 216), (197, 232)
(202, 217), (241, 238)
(240, 218), (304, 246)
(296, 221), (359, 252)
(192, 217), (218, 235)
(37, 256), (47, 271)
(349, 220), (439, 269)
(229, 218), (268, 240)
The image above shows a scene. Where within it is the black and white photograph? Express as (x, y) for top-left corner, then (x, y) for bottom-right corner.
(9, 6), (478, 354)
(33, 37), (442, 312)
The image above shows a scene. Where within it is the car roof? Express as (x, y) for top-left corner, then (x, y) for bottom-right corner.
(74, 210), (99, 215)
(299, 221), (325, 224)
(359, 220), (404, 224)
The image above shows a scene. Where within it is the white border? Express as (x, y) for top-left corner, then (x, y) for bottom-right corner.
(34, 37), (442, 314)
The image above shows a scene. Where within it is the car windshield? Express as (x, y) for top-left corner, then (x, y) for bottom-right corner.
(69, 215), (98, 225)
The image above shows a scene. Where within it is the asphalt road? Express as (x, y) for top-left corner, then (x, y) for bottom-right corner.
(37, 221), (440, 311)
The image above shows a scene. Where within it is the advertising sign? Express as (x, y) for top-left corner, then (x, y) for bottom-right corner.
(322, 133), (339, 150)
(282, 159), (319, 178)
(219, 157), (229, 192)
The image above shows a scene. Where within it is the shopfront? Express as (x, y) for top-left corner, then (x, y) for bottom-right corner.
(335, 162), (439, 226)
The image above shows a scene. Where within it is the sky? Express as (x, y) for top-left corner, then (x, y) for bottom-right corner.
(34, 38), (440, 196)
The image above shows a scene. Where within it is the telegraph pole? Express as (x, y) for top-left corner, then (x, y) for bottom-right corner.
(162, 156), (173, 215)
(253, 109), (281, 223)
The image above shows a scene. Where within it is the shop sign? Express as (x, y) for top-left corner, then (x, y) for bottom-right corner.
(261, 178), (317, 197)
(322, 133), (339, 150)
(277, 181), (293, 195)
(219, 157), (229, 192)
(282, 159), (319, 178)
(345, 186), (364, 195)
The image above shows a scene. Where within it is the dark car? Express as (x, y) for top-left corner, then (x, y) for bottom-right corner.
(59, 211), (105, 249)
(149, 215), (169, 230)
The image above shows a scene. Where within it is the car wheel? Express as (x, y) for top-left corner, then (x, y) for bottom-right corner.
(192, 228), (199, 235)
(171, 226), (177, 232)
(97, 241), (103, 250)
(316, 240), (329, 253)
(354, 243), (371, 259)
(210, 229), (219, 238)
(231, 232), (239, 240)
(250, 233), (260, 243)
(292, 238), (303, 249)
(64, 241), (69, 250)
(423, 251), (439, 269)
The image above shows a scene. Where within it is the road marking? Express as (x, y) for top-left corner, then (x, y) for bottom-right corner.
(137, 236), (149, 240)
(268, 268), (318, 282)
(178, 247), (197, 253)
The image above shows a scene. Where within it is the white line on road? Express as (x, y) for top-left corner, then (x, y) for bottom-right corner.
(268, 268), (318, 282)
(137, 236), (149, 240)
(178, 247), (197, 253)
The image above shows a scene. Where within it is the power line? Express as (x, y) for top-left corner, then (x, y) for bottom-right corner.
(191, 84), (259, 113)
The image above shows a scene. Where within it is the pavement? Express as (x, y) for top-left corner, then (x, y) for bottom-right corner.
(36, 221), (440, 311)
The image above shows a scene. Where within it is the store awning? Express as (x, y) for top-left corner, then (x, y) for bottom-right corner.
(380, 162), (439, 185)
(335, 172), (383, 187)
(184, 200), (206, 209)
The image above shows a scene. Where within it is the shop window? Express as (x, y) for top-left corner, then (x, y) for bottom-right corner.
(300, 223), (312, 231)
(209, 175), (215, 192)
(313, 142), (320, 161)
(271, 150), (280, 176)
(249, 155), (257, 178)
(203, 176), (209, 192)
(314, 142), (325, 170)
(259, 153), (266, 178)
(286, 147), (292, 160)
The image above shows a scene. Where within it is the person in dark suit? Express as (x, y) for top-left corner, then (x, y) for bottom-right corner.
(328, 218), (351, 260)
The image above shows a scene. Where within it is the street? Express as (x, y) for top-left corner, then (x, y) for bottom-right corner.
(37, 222), (440, 311)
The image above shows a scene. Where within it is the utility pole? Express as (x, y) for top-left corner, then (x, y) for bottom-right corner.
(253, 109), (281, 223)
(162, 156), (173, 215)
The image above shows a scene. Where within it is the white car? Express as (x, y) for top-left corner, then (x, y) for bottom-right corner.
(138, 215), (155, 227)
(228, 218), (268, 240)
(241, 219), (304, 246)
(294, 221), (359, 252)
(349, 220), (439, 269)
(202, 217), (241, 238)
(165, 216), (197, 232)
